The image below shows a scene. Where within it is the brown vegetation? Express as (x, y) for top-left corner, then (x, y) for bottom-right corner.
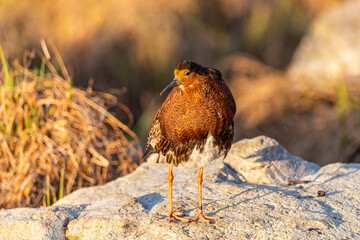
(0, 43), (142, 209)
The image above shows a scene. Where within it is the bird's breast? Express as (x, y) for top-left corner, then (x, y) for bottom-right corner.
(159, 85), (228, 144)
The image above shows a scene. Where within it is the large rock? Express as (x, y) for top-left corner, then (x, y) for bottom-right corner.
(288, 0), (360, 95)
(223, 136), (320, 184)
(1, 136), (360, 239)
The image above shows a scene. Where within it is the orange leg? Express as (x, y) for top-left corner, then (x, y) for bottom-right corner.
(167, 162), (189, 222)
(191, 168), (220, 223)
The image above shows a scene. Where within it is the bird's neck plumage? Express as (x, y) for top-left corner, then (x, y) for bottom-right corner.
(159, 76), (234, 145)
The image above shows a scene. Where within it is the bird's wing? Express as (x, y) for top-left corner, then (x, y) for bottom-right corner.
(143, 108), (207, 166)
(143, 110), (161, 159)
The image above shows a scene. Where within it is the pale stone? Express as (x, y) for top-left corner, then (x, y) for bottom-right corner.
(223, 136), (320, 184)
(288, 0), (360, 95)
(0, 136), (359, 239)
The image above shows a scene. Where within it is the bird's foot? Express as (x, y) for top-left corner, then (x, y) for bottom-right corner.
(190, 209), (220, 224)
(168, 211), (189, 222)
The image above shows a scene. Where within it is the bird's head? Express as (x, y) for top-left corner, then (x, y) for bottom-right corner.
(160, 60), (204, 96)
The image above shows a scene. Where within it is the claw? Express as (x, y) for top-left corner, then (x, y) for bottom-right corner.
(168, 211), (189, 222)
(190, 209), (220, 223)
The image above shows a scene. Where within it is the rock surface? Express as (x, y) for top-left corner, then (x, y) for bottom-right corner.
(288, 0), (360, 95)
(1, 136), (360, 239)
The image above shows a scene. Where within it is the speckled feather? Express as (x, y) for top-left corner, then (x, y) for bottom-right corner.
(143, 61), (236, 168)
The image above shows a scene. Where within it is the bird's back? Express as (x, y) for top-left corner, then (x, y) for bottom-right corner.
(144, 63), (236, 168)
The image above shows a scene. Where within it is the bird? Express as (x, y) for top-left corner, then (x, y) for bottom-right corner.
(143, 60), (236, 223)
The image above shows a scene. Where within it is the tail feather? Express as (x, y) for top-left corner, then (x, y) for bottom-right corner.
(143, 145), (155, 160)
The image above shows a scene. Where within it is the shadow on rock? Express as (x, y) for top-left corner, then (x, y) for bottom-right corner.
(136, 193), (164, 211)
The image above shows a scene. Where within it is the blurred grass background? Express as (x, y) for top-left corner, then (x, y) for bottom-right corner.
(1, 0), (359, 208)
(0, 0), (342, 136)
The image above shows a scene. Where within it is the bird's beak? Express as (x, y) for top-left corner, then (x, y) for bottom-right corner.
(160, 77), (180, 96)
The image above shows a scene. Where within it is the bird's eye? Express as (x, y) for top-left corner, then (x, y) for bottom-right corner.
(184, 71), (191, 76)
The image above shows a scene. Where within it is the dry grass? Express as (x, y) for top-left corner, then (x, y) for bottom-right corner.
(0, 43), (142, 209)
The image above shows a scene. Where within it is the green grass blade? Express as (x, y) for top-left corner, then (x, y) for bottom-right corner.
(59, 165), (65, 199)
(0, 44), (12, 88)
(46, 175), (51, 206)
